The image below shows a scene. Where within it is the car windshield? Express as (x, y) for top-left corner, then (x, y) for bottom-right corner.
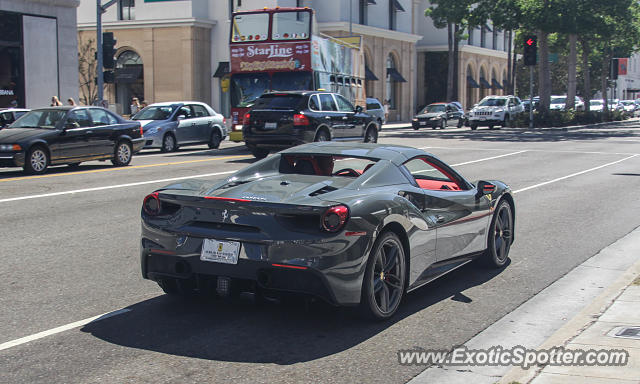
(622, 101), (634, 105)
(280, 155), (378, 178)
(133, 106), (176, 120)
(591, 100), (603, 105)
(231, 73), (270, 108)
(551, 97), (567, 104)
(10, 109), (66, 129)
(478, 98), (506, 107)
(421, 105), (446, 113)
(231, 13), (269, 42)
(366, 102), (380, 110)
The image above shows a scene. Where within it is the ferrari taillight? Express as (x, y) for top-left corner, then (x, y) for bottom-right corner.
(321, 205), (349, 233)
(139, 123), (143, 136)
(293, 113), (309, 126)
(143, 192), (161, 216)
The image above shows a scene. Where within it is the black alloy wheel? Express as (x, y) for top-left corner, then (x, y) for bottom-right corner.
(208, 131), (222, 149)
(359, 231), (406, 320)
(470, 123), (478, 130)
(364, 126), (378, 143)
(484, 200), (513, 267)
(249, 146), (269, 159)
(314, 129), (330, 142)
(162, 133), (177, 152)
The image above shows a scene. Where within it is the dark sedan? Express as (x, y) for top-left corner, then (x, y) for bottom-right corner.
(412, 102), (464, 130)
(140, 143), (515, 320)
(243, 91), (379, 159)
(0, 106), (144, 174)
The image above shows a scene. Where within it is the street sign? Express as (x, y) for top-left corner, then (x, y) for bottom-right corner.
(524, 35), (537, 66)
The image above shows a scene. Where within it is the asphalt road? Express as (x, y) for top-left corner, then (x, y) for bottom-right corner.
(1, 123), (640, 383)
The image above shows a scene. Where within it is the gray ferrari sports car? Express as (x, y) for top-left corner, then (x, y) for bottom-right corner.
(140, 143), (515, 319)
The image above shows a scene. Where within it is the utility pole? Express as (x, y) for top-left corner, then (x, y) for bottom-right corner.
(96, 0), (117, 104)
(349, 0), (352, 36)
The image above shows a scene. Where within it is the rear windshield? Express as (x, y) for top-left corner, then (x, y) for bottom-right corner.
(253, 95), (303, 110)
(478, 98), (506, 107)
(366, 103), (381, 110)
(280, 154), (378, 177)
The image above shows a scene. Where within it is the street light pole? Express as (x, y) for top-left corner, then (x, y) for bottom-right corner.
(96, 0), (103, 104)
(349, 0), (353, 36)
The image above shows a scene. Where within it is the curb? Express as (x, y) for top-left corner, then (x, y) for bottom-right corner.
(505, 118), (640, 133)
(499, 233), (640, 384)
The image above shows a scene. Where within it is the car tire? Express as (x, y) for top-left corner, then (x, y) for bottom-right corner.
(457, 119), (464, 128)
(483, 200), (513, 268)
(68, 162), (81, 168)
(440, 119), (447, 129)
(208, 130), (222, 149)
(488, 124), (494, 130)
(502, 115), (510, 128)
(314, 129), (330, 142)
(359, 231), (406, 320)
(413, 125), (419, 130)
(364, 125), (378, 143)
(161, 133), (177, 153)
(377, 118), (383, 128)
(111, 141), (132, 167)
(470, 123), (478, 131)
(23, 145), (49, 175)
(249, 146), (269, 159)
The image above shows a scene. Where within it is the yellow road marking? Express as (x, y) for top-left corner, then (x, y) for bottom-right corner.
(0, 155), (251, 183)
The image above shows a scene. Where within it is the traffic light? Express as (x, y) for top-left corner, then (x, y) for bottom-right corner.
(103, 70), (115, 84)
(611, 58), (619, 80)
(102, 32), (116, 69)
(523, 35), (537, 66)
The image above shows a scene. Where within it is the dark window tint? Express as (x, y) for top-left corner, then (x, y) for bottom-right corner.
(67, 109), (93, 128)
(367, 103), (381, 110)
(334, 94), (354, 112)
(253, 94), (303, 109)
(191, 104), (210, 117)
(90, 108), (118, 126)
(309, 95), (320, 110)
(176, 106), (193, 119)
(319, 94), (337, 111)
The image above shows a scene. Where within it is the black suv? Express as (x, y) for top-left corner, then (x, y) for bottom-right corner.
(243, 91), (379, 158)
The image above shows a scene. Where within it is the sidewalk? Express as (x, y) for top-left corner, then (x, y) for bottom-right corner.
(409, 227), (640, 384)
(501, 260), (640, 383)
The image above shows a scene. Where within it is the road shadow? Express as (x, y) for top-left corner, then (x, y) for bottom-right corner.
(81, 259), (508, 364)
(383, 127), (640, 143)
(0, 163), (115, 180)
(613, 173), (640, 177)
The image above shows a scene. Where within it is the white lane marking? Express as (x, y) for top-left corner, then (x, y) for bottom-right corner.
(0, 170), (237, 204)
(513, 154), (639, 194)
(0, 309), (131, 352)
(450, 151), (527, 166)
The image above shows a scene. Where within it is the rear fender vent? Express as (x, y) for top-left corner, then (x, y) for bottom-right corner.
(309, 185), (338, 196)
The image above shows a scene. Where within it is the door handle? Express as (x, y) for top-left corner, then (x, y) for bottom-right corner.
(435, 215), (446, 223)
(325, 116), (331, 119)
(85, 130), (93, 134)
(342, 116), (348, 120)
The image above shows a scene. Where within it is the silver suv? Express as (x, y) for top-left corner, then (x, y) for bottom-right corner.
(468, 95), (524, 130)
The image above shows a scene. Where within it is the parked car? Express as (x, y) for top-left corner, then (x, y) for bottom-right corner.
(589, 99), (604, 112)
(242, 91), (379, 159)
(608, 100), (624, 112)
(620, 100), (636, 115)
(133, 101), (227, 152)
(412, 102), (464, 129)
(140, 142), (515, 319)
(549, 96), (585, 111)
(468, 95), (524, 130)
(365, 97), (385, 126)
(0, 106), (143, 174)
(0, 108), (29, 128)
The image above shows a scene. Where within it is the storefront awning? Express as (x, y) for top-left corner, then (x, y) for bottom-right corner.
(467, 76), (480, 88)
(387, 68), (407, 82)
(392, 0), (405, 12)
(479, 77), (492, 89)
(213, 62), (229, 78)
(114, 66), (142, 83)
(492, 78), (504, 89)
(365, 66), (378, 81)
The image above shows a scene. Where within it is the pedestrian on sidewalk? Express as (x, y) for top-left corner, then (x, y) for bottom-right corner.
(50, 96), (63, 106)
(67, 98), (77, 106)
(130, 97), (141, 115)
(140, 100), (148, 109)
(384, 99), (390, 122)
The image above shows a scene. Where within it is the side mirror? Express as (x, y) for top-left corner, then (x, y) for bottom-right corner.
(355, 105), (363, 113)
(476, 180), (496, 197)
(64, 122), (77, 130)
(177, 115), (186, 121)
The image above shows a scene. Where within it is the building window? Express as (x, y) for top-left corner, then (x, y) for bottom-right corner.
(503, 31), (508, 52)
(360, 0), (368, 25)
(388, 0), (396, 30)
(480, 26), (486, 48)
(493, 29), (498, 50)
(468, 26), (474, 45)
(119, 0), (135, 21)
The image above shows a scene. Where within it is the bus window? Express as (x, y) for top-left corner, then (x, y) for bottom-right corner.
(231, 13), (269, 42)
(272, 72), (313, 91)
(230, 73), (270, 108)
(272, 11), (311, 40)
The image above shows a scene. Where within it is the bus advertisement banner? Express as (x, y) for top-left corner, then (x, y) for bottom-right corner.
(230, 41), (311, 73)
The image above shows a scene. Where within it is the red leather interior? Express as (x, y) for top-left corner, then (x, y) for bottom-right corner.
(416, 179), (461, 191)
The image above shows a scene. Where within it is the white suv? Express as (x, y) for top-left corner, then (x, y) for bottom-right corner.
(468, 95), (524, 130)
